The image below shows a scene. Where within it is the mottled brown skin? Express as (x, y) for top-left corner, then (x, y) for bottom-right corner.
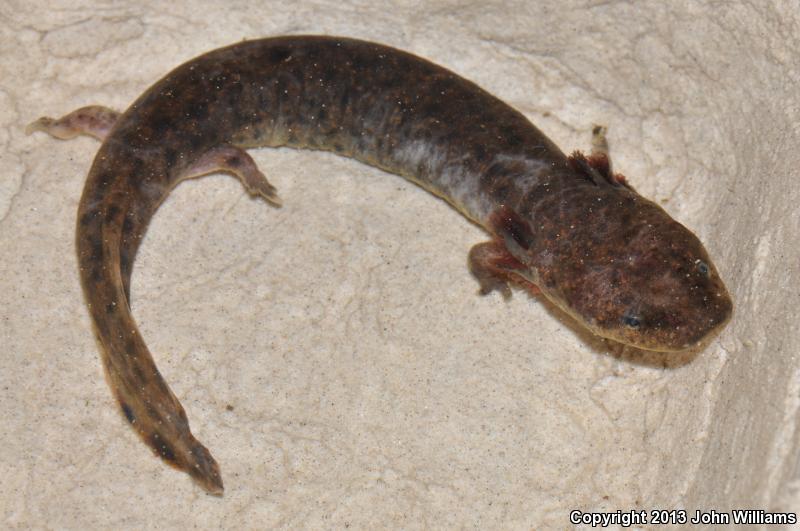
(29, 36), (731, 494)
(487, 153), (731, 352)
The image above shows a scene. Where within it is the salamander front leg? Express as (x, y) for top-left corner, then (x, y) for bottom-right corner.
(183, 145), (282, 206)
(468, 240), (540, 299)
(26, 105), (120, 141)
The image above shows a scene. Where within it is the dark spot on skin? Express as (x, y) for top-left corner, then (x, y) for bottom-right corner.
(120, 402), (135, 424)
(697, 260), (709, 276)
(268, 46), (292, 63)
(187, 131), (206, 151)
(149, 432), (176, 462)
(120, 246), (133, 301)
(257, 91), (273, 112)
(226, 155), (241, 167)
(122, 214), (135, 236)
(119, 245), (132, 274)
(339, 89), (351, 111)
(104, 205), (120, 223)
(79, 211), (94, 226)
(90, 238), (103, 261)
(105, 301), (116, 314)
(95, 173), (112, 191)
(488, 177), (513, 203)
(224, 83), (244, 107)
(472, 144), (487, 163)
(225, 404), (234, 411)
(128, 157), (144, 178)
(209, 73), (227, 88)
(500, 124), (523, 148)
(479, 172), (504, 197)
(347, 53), (370, 74)
(190, 99), (210, 122)
(145, 403), (162, 425)
(164, 147), (177, 167)
(123, 335), (135, 351)
(318, 64), (339, 85)
(148, 112), (173, 136)
(132, 364), (146, 385)
(90, 265), (102, 283)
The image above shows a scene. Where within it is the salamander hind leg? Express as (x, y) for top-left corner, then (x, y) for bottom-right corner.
(183, 145), (282, 206)
(570, 124), (632, 189)
(26, 105), (120, 141)
(587, 124), (616, 184)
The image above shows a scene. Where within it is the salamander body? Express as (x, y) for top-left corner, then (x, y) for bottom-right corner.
(28, 36), (732, 494)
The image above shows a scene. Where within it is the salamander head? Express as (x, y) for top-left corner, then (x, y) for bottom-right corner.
(524, 188), (732, 352)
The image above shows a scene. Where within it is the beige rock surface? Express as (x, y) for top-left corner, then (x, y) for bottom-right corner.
(2, 0), (798, 528)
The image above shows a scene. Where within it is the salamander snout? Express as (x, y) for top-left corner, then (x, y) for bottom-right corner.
(615, 272), (733, 351)
(595, 225), (733, 352)
(544, 192), (733, 352)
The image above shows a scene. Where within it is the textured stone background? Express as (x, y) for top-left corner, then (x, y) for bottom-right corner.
(2, 0), (798, 528)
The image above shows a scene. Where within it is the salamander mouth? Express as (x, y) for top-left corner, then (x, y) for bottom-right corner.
(606, 289), (733, 352)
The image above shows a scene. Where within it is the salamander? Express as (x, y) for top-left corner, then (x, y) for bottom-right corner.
(27, 35), (732, 494)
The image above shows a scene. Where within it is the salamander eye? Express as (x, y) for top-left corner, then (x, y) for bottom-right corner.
(695, 260), (709, 276)
(622, 314), (641, 329)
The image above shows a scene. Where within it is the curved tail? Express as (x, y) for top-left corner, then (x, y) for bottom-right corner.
(30, 105), (280, 494)
(77, 189), (224, 495)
